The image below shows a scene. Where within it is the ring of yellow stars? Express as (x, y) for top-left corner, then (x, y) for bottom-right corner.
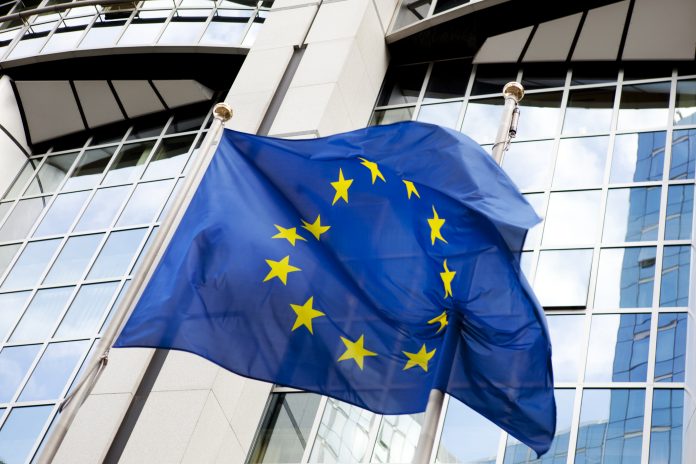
(403, 180), (420, 199)
(428, 206), (447, 245)
(358, 157), (386, 184)
(290, 297), (325, 334)
(331, 168), (353, 205)
(272, 225), (307, 246)
(427, 311), (448, 334)
(337, 334), (377, 370)
(263, 255), (301, 285)
(403, 344), (437, 372)
(301, 215), (330, 240)
(440, 259), (455, 298)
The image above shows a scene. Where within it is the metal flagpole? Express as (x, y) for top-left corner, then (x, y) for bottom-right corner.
(36, 102), (233, 464)
(411, 81), (524, 464)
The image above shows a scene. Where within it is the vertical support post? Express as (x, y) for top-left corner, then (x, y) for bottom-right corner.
(35, 103), (233, 464)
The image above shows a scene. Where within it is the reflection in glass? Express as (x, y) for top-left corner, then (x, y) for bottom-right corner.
(546, 315), (585, 382)
(158, 14), (209, 44)
(542, 190), (601, 247)
(370, 107), (414, 126)
(670, 129), (696, 180)
(417, 102), (462, 129)
(665, 185), (693, 240)
(41, 18), (90, 54)
(102, 141), (155, 185)
(200, 10), (252, 45)
(116, 180), (174, 226)
(62, 146), (116, 191)
(165, 113), (205, 135)
(128, 116), (168, 140)
(1, 239), (61, 290)
(553, 136), (609, 188)
(0, 344), (40, 402)
(0, 244), (20, 278)
(461, 98), (503, 144)
(655, 314), (687, 382)
(33, 191), (90, 238)
(87, 228), (147, 279)
(617, 82), (670, 131)
(143, 135), (195, 180)
(423, 59), (470, 103)
(471, 64), (518, 96)
(585, 314), (650, 382)
(377, 64), (427, 107)
(674, 79), (696, 126)
(602, 187), (660, 243)
(118, 17), (167, 46)
(23, 153), (77, 196)
(9, 287), (74, 342)
(249, 392), (321, 463)
(436, 398), (499, 463)
(3, 161), (37, 200)
(563, 87), (615, 135)
(78, 17), (127, 49)
(660, 245), (690, 307)
(100, 281), (130, 333)
(535, 249), (593, 307)
(649, 390), (683, 464)
(610, 132), (666, 183)
(73, 186), (130, 232)
(575, 389), (644, 464)
(0, 405), (53, 464)
(0, 291), (31, 341)
(43, 234), (103, 284)
(371, 414), (423, 463)
(594, 247), (656, 308)
(513, 92), (561, 141)
(502, 140), (554, 191)
(522, 194), (545, 250)
(19, 340), (90, 402)
(55, 282), (119, 338)
(519, 64), (567, 90)
(0, 197), (48, 242)
(309, 399), (376, 463)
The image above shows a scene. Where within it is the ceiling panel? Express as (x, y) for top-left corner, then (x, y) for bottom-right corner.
(74, 80), (124, 128)
(15, 81), (85, 144)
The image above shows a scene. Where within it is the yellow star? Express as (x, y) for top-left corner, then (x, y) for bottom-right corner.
(337, 334), (377, 370)
(290, 296), (325, 334)
(440, 259), (455, 298)
(428, 206), (447, 245)
(358, 157), (386, 184)
(403, 180), (420, 199)
(403, 344), (436, 372)
(331, 168), (353, 205)
(428, 311), (448, 334)
(301, 215), (331, 240)
(263, 255), (301, 285)
(272, 225), (307, 246)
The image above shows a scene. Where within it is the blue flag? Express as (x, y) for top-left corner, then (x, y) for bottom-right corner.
(114, 121), (555, 455)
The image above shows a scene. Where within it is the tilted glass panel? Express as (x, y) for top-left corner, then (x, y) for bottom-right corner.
(0, 244), (20, 278)
(61, 146), (116, 191)
(308, 399), (377, 463)
(649, 390), (683, 464)
(660, 245), (690, 307)
(158, 10), (210, 44)
(3, 162), (38, 200)
(610, 132), (666, 183)
(73, 186), (130, 232)
(542, 190), (601, 247)
(534, 249), (593, 307)
(617, 83), (671, 132)
(563, 87), (615, 136)
(674, 79), (696, 126)
(7, 32), (51, 60)
(470, 64), (518, 96)
(248, 392), (322, 464)
(594, 247), (656, 308)
(18, 340), (90, 402)
(100, 280), (130, 333)
(547, 315), (585, 382)
(603, 187), (661, 243)
(41, 16), (91, 54)
(519, 64), (567, 90)
(461, 98), (503, 145)
(200, 9), (252, 46)
(670, 129), (696, 180)
(54, 281), (119, 338)
(423, 59), (470, 103)
(553, 136), (609, 189)
(102, 141), (156, 185)
(0, 202), (11, 225)
(127, 116), (168, 140)
(377, 64), (427, 107)
(392, 0), (433, 30)
(521, 193), (545, 250)
(514, 92), (562, 141)
(655, 313), (687, 383)
(575, 389), (644, 464)
(0, 405), (53, 464)
(435, 398), (500, 464)
(240, 11), (266, 47)
(0, 197), (49, 242)
(32, 191), (90, 238)
(78, 17), (127, 49)
(371, 414), (423, 463)
(0, 291), (31, 341)
(23, 153), (78, 196)
(585, 314), (651, 382)
(130, 226), (158, 275)
(165, 113), (206, 135)
(116, 180), (175, 227)
(9, 287), (74, 343)
(501, 140), (554, 191)
(0, 344), (40, 402)
(665, 185), (693, 240)
(87, 228), (147, 280)
(416, 102), (462, 130)
(117, 15), (168, 46)
(1, 239), (61, 290)
(370, 107), (414, 126)
(142, 135), (196, 180)
(43, 234), (104, 284)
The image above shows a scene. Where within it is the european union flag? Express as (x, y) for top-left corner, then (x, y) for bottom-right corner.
(114, 121), (555, 455)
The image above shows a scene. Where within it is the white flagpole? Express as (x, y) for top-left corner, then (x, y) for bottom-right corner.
(36, 103), (233, 464)
(411, 81), (525, 464)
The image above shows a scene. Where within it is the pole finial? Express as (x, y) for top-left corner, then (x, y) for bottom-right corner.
(503, 82), (524, 102)
(213, 103), (233, 122)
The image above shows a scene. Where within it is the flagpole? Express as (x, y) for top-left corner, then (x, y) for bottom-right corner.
(36, 102), (233, 464)
(411, 81), (524, 464)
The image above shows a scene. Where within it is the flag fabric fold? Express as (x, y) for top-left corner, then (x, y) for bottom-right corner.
(114, 121), (555, 455)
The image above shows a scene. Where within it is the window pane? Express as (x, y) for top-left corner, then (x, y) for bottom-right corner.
(610, 132), (666, 183)
(603, 187), (661, 243)
(519, 64), (567, 90)
(417, 102), (462, 130)
(470, 64), (517, 96)
(594, 247), (656, 308)
(370, 107), (414, 126)
(649, 390), (683, 464)
(102, 141), (155, 185)
(0, 405), (53, 464)
(142, 135), (195, 180)
(571, 66), (618, 86)
(309, 399), (377, 463)
(0, 197), (49, 242)
(249, 392), (321, 464)
(423, 59), (470, 103)
(670, 129), (696, 180)
(9, 287), (74, 343)
(0, 291), (31, 341)
(165, 113), (205, 135)
(665, 185), (693, 240)
(542, 190), (601, 247)
(674, 79), (696, 126)
(61, 146), (116, 191)
(23, 153), (77, 196)
(547, 315), (585, 382)
(576, 389), (644, 464)
(522, 194), (545, 250)
(534, 249), (593, 307)
(200, 11), (251, 46)
(617, 83), (670, 131)
(563, 87), (615, 135)
(55, 282), (119, 338)
(377, 64), (427, 107)
(100, 281), (130, 333)
(585, 314), (651, 382)
(87, 228), (147, 279)
(0, 344), (40, 402)
(435, 398), (500, 463)
(655, 313), (687, 382)
(130, 226), (158, 275)
(33, 191), (90, 238)
(371, 414), (423, 463)
(19, 340), (90, 401)
(128, 116), (168, 141)
(43, 234), (104, 284)
(158, 17), (207, 44)
(461, 98), (503, 144)
(116, 180), (174, 227)
(553, 136), (609, 188)
(73, 186), (130, 232)
(3, 162), (37, 200)
(515, 92), (562, 141)
(0, 244), (21, 278)
(502, 140), (554, 191)
(118, 18), (166, 46)
(660, 245), (690, 307)
(1, 239), (61, 290)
